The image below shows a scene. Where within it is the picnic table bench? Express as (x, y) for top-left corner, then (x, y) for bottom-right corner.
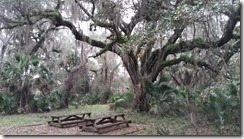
(79, 113), (131, 134)
(48, 112), (91, 128)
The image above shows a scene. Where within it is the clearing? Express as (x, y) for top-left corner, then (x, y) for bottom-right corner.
(0, 104), (236, 135)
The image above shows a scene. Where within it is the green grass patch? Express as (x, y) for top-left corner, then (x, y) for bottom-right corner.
(0, 114), (48, 125)
(0, 104), (112, 125)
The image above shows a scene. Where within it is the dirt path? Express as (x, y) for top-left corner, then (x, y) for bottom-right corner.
(0, 123), (149, 135)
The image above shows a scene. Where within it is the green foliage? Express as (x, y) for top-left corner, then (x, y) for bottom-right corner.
(156, 124), (170, 135)
(0, 54), (54, 113)
(40, 11), (60, 19)
(0, 54), (53, 92)
(146, 81), (187, 117)
(81, 93), (100, 105)
(30, 90), (64, 112)
(178, 86), (203, 111)
(108, 91), (134, 109)
(0, 92), (18, 114)
(98, 87), (112, 104)
(166, 44), (177, 50)
(108, 91), (134, 103)
(31, 95), (51, 112)
(203, 82), (240, 128)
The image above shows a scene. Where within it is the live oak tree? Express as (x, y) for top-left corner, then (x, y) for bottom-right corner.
(0, 0), (240, 112)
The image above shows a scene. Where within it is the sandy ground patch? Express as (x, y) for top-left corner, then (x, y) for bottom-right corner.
(0, 123), (149, 135)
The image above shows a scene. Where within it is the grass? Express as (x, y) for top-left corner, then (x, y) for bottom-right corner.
(0, 114), (47, 125)
(115, 108), (190, 135)
(0, 104), (111, 125)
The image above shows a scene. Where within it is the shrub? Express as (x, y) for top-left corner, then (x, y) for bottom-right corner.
(0, 92), (18, 114)
(30, 90), (64, 112)
(146, 81), (187, 117)
(99, 88), (112, 104)
(108, 91), (134, 110)
(109, 91), (134, 103)
(31, 95), (51, 112)
(203, 82), (240, 127)
(0, 54), (54, 113)
(81, 93), (100, 105)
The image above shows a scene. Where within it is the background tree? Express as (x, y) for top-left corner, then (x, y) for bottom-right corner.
(91, 52), (122, 103)
(0, 54), (53, 113)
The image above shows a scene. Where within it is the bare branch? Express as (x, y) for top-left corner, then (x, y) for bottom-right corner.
(74, 0), (114, 29)
(55, 0), (64, 10)
(0, 22), (27, 30)
(216, 5), (240, 47)
(166, 26), (185, 45)
(74, 0), (93, 18)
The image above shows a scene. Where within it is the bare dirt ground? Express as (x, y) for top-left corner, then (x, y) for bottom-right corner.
(0, 123), (149, 135)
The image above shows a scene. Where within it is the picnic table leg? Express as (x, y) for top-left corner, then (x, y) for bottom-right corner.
(58, 118), (61, 124)
(93, 121), (98, 132)
(81, 121), (87, 131)
(114, 115), (125, 122)
(121, 115), (125, 120)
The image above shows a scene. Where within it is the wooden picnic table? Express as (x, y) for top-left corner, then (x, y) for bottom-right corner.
(80, 113), (131, 133)
(48, 112), (91, 128)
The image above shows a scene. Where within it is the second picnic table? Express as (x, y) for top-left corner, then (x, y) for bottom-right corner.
(79, 113), (131, 133)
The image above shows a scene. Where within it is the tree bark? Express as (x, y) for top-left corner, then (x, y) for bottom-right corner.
(132, 81), (149, 112)
(121, 53), (149, 112)
(18, 86), (31, 113)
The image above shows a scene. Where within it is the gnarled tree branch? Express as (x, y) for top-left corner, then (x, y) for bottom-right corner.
(150, 56), (219, 82)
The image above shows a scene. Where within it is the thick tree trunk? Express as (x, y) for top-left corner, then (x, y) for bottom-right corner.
(121, 53), (150, 112)
(132, 81), (149, 112)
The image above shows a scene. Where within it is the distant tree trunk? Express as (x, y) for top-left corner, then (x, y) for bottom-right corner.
(18, 86), (31, 113)
(62, 81), (71, 108)
(61, 60), (88, 108)
(84, 75), (90, 93)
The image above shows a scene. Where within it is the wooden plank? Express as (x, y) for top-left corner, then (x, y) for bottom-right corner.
(60, 116), (83, 122)
(48, 122), (62, 127)
(84, 113), (125, 121)
(49, 120), (85, 128)
(81, 120), (132, 133)
(50, 112), (91, 118)
(96, 120), (131, 134)
(97, 120), (131, 129)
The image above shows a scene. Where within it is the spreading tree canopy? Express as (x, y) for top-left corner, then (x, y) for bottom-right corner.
(0, 0), (240, 112)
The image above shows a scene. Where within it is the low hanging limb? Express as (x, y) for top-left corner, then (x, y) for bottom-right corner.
(150, 55), (220, 82)
(88, 41), (117, 58)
